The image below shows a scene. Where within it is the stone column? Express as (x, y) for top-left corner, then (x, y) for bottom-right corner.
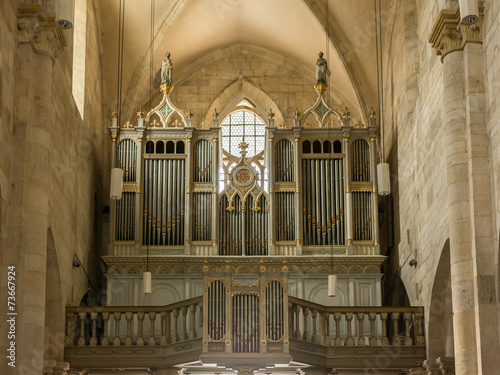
(429, 5), (500, 374)
(0, 5), (65, 375)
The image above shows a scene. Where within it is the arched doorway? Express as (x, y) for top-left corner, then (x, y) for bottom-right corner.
(427, 239), (454, 359)
(44, 229), (65, 363)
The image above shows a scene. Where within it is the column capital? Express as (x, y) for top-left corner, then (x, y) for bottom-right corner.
(17, 4), (67, 59)
(428, 4), (483, 62)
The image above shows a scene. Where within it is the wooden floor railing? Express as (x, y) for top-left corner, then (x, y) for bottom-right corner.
(65, 296), (203, 347)
(288, 296), (425, 347)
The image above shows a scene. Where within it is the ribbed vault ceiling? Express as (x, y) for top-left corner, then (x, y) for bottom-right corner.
(98, 0), (391, 124)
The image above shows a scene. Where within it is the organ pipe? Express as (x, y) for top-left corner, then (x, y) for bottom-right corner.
(208, 281), (225, 341)
(353, 192), (372, 241)
(302, 158), (345, 245)
(351, 139), (370, 182)
(118, 139), (137, 182)
(275, 140), (294, 182)
(193, 140), (213, 182)
(115, 192), (135, 241)
(143, 159), (185, 245)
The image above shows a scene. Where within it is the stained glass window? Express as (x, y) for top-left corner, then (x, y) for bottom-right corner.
(221, 111), (266, 157)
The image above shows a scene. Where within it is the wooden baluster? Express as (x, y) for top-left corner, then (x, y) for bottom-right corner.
(380, 312), (389, 345)
(101, 312), (110, 346)
(303, 307), (310, 341)
(125, 312), (133, 345)
(322, 312), (330, 345)
(66, 312), (76, 347)
(391, 312), (400, 345)
(148, 312), (156, 346)
(357, 313), (365, 346)
(404, 312), (412, 345)
(334, 312), (342, 346)
(78, 312), (86, 346)
(173, 308), (180, 342)
(90, 312), (98, 346)
(137, 312), (145, 346)
(345, 312), (354, 346)
(294, 304), (302, 339)
(311, 309), (319, 343)
(181, 306), (188, 340)
(368, 312), (377, 346)
(415, 312), (424, 345)
(113, 312), (121, 346)
(288, 303), (294, 339)
(190, 304), (197, 339)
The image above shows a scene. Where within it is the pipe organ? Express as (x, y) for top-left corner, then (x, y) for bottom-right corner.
(107, 85), (381, 257)
(105, 77), (386, 369)
(202, 272), (288, 356)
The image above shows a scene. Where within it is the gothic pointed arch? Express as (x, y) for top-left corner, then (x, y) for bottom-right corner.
(428, 239), (454, 360)
(204, 78), (284, 128)
(44, 228), (65, 362)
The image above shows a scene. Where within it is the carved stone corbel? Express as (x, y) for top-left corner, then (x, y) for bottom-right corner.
(17, 4), (66, 59)
(428, 4), (483, 62)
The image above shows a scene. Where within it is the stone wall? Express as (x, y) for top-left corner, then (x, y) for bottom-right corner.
(0, 1), (107, 374)
(382, 0), (500, 371)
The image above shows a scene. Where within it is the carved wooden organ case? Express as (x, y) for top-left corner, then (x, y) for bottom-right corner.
(107, 85), (382, 259)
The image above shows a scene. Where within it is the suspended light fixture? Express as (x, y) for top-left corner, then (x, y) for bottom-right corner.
(143, 269), (152, 294)
(322, 0), (336, 298)
(143, 0), (155, 295)
(374, 0), (391, 196)
(328, 274), (337, 297)
(458, 0), (479, 25)
(377, 163), (391, 196)
(110, 168), (123, 200)
(56, 0), (75, 29)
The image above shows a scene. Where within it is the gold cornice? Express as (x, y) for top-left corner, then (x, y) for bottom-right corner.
(103, 256), (385, 276)
(428, 4), (483, 62)
(17, 4), (66, 59)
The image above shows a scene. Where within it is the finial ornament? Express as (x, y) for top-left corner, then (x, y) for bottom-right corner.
(293, 109), (301, 119)
(343, 107), (351, 118)
(369, 107), (376, 118)
(213, 108), (219, 119)
(111, 110), (118, 118)
(268, 109), (275, 119)
(239, 137), (249, 151)
(187, 109), (194, 119)
(137, 108), (145, 118)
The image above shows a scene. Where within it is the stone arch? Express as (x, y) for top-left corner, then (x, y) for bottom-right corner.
(44, 228), (65, 362)
(308, 281), (346, 307)
(204, 78), (284, 127)
(427, 239), (454, 360)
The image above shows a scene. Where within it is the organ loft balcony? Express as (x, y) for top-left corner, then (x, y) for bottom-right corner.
(64, 84), (426, 374)
(65, 260), (426, 374)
